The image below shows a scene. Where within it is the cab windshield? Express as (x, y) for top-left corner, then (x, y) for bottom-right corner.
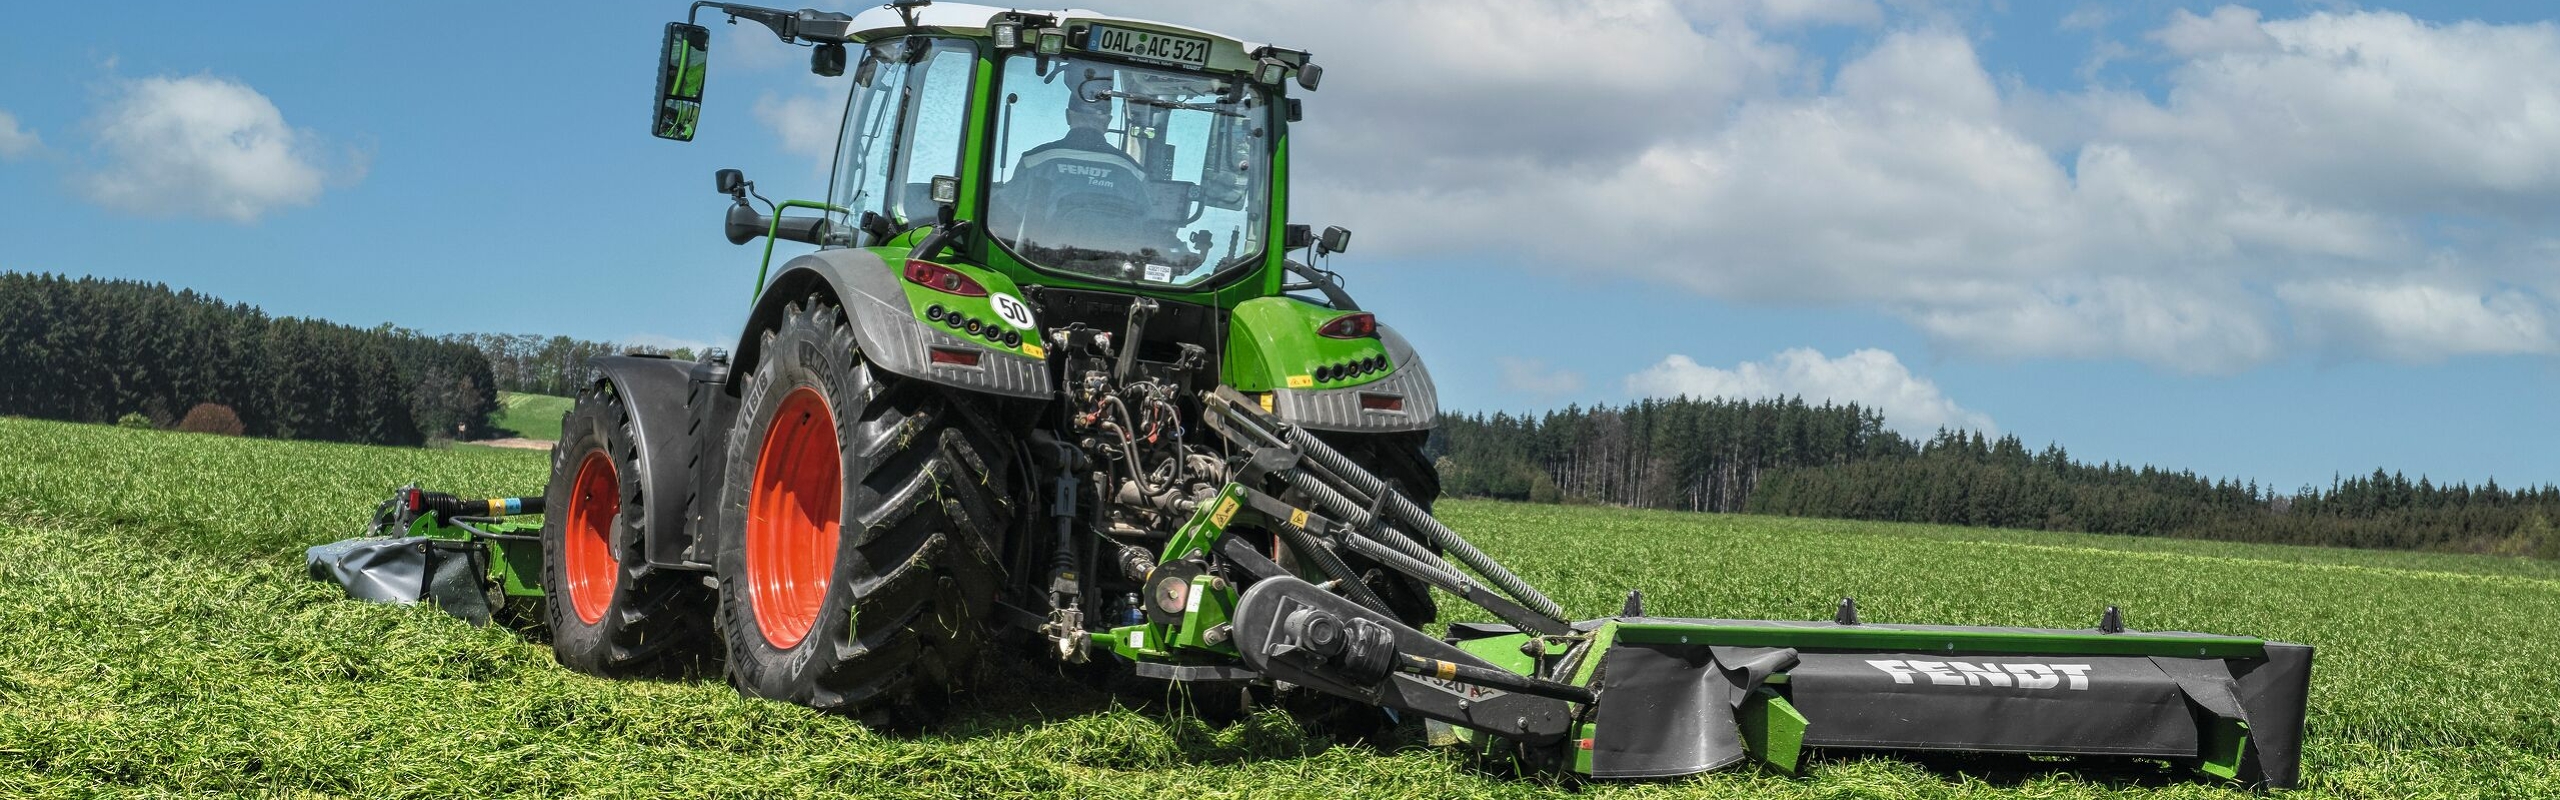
(988, 53), (1272, 287)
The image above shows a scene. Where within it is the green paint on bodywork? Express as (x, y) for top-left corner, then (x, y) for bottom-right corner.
(1090, 483), (1249, 665)
(1162, 483), (1245, 561)
(404, 515), (544, 599)
(1171, 574), (1239, 655)
(1569, 622), (1620, 689)
(1573, 722), (1596, 775)
(890, 247), (1045, 359)
(1738, 688), (1809, 776)
(2199, 718), (2251, 780)
(1455, 633), (1538, 677)
(1222, 296), (1394, 391)
(1611, 621), (2267, 658)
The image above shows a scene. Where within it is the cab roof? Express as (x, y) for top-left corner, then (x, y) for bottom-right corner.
(840, 3), (1297, 74)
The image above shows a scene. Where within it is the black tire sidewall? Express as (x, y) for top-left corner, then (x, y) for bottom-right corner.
(541, 389), (649, 672)
(715, 301), (877, 701)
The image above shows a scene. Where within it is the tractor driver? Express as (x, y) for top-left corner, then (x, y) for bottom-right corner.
(1022, 92), (1134, 168)
(992, 91), (1160, 263)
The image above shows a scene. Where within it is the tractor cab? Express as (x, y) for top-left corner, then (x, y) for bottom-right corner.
(655, 2), (1324, 303)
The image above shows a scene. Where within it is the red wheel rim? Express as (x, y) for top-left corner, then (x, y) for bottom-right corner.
(562, 449), (621, 625)
(746, 386), (842, 650)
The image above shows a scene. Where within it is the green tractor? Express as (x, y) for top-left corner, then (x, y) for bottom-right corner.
(312, 1), (2315, 786)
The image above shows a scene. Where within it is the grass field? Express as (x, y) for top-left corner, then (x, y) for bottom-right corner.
(1, 416), (2554, 798)
(489, 391), (572, 442)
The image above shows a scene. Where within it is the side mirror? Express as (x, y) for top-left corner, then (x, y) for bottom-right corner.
(653, 23), (711, 141)
(811, 43), (847, 77)
(1317, 226), (1351, 256)
(1283, 224), (1314, 251)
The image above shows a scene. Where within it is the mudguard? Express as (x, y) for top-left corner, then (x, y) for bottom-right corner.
(1224, 296), (1439, 432)
(731, 248), (1051, 400)
(582, 355), (697, 568)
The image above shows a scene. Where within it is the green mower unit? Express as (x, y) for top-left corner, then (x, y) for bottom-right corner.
(309, 1), (2313, 787)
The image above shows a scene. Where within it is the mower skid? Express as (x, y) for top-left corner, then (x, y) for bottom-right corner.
(1554, 617), (2312, 788)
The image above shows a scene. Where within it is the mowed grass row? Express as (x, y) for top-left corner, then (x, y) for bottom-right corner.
(1, 416), (2555, 797)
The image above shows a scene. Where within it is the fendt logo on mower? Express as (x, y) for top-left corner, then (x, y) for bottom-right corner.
(1866, 659), (2094, 690)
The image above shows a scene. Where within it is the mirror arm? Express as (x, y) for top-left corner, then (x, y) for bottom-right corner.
(1282, 261), (1359, 311)
(692, 2), (850, 44)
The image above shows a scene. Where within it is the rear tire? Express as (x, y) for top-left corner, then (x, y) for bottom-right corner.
(1320, 430), (1443, 629)
(541, 386), (718, 678)
(714, 295), (1023, 726)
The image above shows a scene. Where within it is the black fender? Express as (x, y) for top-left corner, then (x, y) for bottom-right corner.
(582, 354), (699, 569)
(729, 249), (1051, 400)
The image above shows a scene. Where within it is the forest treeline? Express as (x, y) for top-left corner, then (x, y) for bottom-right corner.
(1430, 398), (2560, 559)
(0, 274), (702, 444)
(0, 273), (497, 445)
(445, 333), (696, 397)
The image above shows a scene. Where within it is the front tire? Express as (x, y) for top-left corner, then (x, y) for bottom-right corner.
(541, 386), (717, 678)
(713, 295), (1023, 725)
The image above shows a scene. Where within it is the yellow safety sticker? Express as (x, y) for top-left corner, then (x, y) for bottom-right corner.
(1258, 393), (1275, 413)
(1211, 497), (1239, 527)
(1023, 343), (1045, 359)
(1288, 508), (1309, 529)
(1286, 374), (1314, 388)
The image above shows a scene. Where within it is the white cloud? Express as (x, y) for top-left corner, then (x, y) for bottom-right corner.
(77, 75), (347, 222)
(0, 111), (40, 159)
(1495, 357), (1586, 398)
(1723, 0), (1884, 29)
(2278, 279), (2555, 361)
(752, 92), (840, 162)
(2150, 6), (2278, 56)
(1626, 348), (1994, 434)
(742, 3), (2560, 370)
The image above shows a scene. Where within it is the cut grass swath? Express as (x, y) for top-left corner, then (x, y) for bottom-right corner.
(0, 417), (2553, 797)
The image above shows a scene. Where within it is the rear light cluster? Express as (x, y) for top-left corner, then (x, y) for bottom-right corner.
(1313, 354), (1390, 384)
(904, 259), (987, 297)
(925, 304), (1023, 348)
(1316, 312), (1377, 339)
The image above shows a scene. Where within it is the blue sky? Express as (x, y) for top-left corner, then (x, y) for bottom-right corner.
(0, 1), (2553, 493)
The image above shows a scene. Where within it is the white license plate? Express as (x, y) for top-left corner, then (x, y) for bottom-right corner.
(1082, 25), (1209, 69)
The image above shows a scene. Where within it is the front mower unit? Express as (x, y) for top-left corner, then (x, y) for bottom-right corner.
(1077, 389), (2315, 788)
(307, 487), (546, 625)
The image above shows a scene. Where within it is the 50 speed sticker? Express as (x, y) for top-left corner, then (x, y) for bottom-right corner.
(991, 293), (1037, 330)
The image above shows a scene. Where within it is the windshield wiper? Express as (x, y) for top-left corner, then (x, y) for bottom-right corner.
(1093, 89), (1240, 117)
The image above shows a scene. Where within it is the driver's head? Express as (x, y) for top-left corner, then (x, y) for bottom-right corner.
(1066, 93), (1110, 131)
